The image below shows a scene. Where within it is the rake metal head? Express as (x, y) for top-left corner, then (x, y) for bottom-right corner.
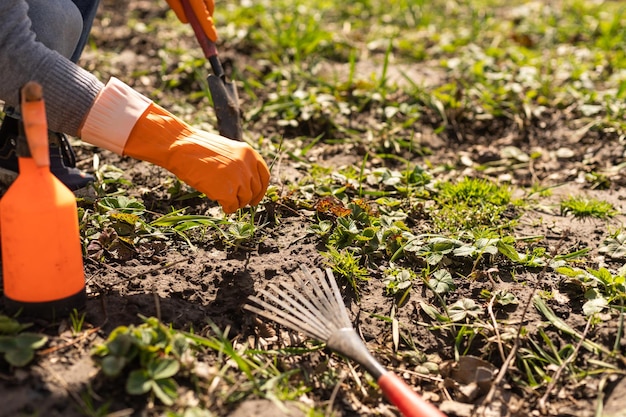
(244, 266), (387, 379)
(244, 266), (352, 341)
(245, 267), (447, 417)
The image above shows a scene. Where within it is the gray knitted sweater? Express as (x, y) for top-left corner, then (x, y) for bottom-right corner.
(0, 1), (104, 136)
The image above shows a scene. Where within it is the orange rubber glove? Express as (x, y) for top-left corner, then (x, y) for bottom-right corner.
(166, 0), (218, 42)
(80, 78), (269, 213)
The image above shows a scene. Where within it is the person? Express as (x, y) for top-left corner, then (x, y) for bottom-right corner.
(0, 0), (269, 214)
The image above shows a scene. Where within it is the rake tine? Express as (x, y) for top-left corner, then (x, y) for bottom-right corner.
(261, 285), (330, 339)
(247, 267), (353, 339)
(245, 294), (327, 340)
(324, 268), (352, 326)
(273, 278), (336, 328)
(243, 302), (318, 339)
(243, 297), (302, 329)
(299, 268), (334, 312)
(311, 267), (351, 327)
(291, 270), (335, 320)
(269, 283), (331, 333)
(299, 267), (350, 330)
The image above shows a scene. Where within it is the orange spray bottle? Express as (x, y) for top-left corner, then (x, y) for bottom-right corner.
(1, 82), (86, 318)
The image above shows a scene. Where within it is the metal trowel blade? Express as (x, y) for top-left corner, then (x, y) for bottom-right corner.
(207, 74), (243, 141)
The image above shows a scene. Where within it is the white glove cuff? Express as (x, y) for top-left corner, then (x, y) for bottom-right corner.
(80, 77), (152, 154)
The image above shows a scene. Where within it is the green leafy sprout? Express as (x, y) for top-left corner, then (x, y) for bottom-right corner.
(0, 315), (47, 367)
(560, 196), (618, 219)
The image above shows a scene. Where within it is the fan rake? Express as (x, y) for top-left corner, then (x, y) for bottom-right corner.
(244, 266), (446, 417)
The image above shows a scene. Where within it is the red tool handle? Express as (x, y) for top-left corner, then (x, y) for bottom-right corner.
(378, 372), (447, 417)
(180, 0), (218, 59)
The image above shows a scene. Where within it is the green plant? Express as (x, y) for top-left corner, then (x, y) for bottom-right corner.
(92, 317), (191, 405)
(448, 298), (484, 323)
(70, 308), (87, 335)
(428, 269), (456, 295)
(0, 332), (48, 367)
(90, 156), (133, 196)
(77, 391), (111, 417)
(222, 216), (264, 249)
(0, 315), (48, 367)
(584, 171), (612, 190)
(560, 196), (617, 219)
(533, 296), (613, 356)
(438, 177), (511, 206)
(418, 298), (488, 360)
(599, 232), (626, 259)
(433, 177), (514, 232)
(404, 235), (464, 266)
(383, 266), (416, 300)
(322, 246), (369, 297)
(186, 323), (312, 404)
(0, 314), (30, 334)
(126, 357), (180, 405)
(556, 266), (626, 318)
(517, 328), (579, 388)
(309, 219), (333, 237)
(93, 317), (315, 409)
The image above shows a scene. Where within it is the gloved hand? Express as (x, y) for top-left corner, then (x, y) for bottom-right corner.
(166, 0), (218, 42)
(80, 78), (269, 213)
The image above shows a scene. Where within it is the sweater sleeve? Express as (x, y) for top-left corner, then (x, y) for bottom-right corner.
(0, 1), (104, 136)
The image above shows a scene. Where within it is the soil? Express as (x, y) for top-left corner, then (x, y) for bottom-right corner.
(1, 1), (626, 417)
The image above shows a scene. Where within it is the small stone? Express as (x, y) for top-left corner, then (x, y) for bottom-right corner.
(556, 147), (575, 159)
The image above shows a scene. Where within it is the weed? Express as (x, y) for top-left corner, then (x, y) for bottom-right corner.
(427, 269), (456, 296)
(599, 231), (626, 259)
(404, 235), (464, 266)
(92, 317), (190, 405)
(533, 296), (613, 356)
(126, 357), (180, 405)
(556, 265), (626, 318)
(186, 323), (313, 405)
(91, 154), (133, 195)
(77, 391), (111, 417)
(434, 177), (514, 233)
(382, 266), (416, 301)
(560, 196), (617, 219)
(584, 171), (612, 190)
(322, 246), (369, 297)
(448, 298), (484, 323)
(0, 315), (48, 367)
(517, 328), (579, 388)
(0, 315), (30, 334)
(418, 298), (488, 360)
(70, 308), (87, 335)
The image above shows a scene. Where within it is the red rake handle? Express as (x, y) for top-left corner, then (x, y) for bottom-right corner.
(378, 372), (447, 417)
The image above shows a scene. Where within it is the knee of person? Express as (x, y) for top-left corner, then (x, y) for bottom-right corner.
(26, 0), (84, 59)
